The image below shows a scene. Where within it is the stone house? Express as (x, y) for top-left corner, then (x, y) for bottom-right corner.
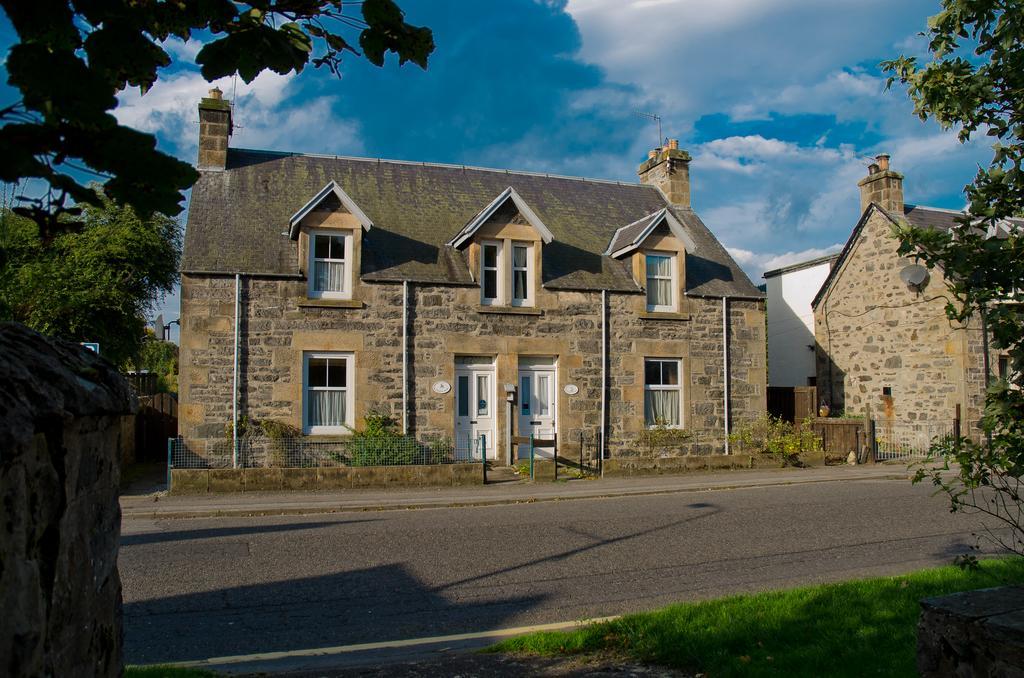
(179, 89), (766, 464)
(812, 154), (1011, 433)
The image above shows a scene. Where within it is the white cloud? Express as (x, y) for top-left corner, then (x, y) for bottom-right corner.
(728, 243), (844, 280)
(114, 69), (364, 159)
(161, 37), (204, 64)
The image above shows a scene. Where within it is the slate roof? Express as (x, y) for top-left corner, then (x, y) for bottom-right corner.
(182, 149), (763, 298)
(606, 210), (663, 254)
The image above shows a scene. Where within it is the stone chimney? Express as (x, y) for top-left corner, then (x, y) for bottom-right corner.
(638, 138), (691, 208)
(197, 87), (232, 170)
(857, 153), (904, 215)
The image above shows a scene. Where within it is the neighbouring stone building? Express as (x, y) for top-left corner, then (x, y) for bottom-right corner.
(812, 154), (1012, 433)
(179, 89), (766, 464)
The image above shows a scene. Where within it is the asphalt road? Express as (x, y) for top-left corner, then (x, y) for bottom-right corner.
(120, 478), (996, 666)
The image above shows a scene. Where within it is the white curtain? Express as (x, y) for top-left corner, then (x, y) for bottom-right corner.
(647, 256), (672, 307)
(315, 260), (345, 292)
(513, 247), (528, 300)
(645, 389), (679, 426)
(310, 389), (346, 426)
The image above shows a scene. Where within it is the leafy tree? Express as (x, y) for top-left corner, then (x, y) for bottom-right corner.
(125, 331), (180, 394)
(883, 1), (1024, 555)
(0, 192), (181, 364)
(0, 0), (434, 239)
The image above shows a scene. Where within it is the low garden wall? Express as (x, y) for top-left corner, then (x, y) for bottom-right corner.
(918, 585), (1024, 676)
(171, 463), (482, 494)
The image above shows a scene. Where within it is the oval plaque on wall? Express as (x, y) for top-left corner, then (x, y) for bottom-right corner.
(563, 384), (579, 395)
(432, 381), (452, 394)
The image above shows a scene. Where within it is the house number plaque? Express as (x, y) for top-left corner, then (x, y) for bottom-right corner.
(432, 381), (451, 394)
(563, 384), (579, 395)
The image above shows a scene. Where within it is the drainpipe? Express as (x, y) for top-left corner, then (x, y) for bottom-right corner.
(402, 280), (409, 435)
(723, 296), (730, 454)
(232, 273), (240, 468)
(600, 289), (608, 466)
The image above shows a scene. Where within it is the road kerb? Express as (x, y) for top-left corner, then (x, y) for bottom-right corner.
(120, 472), (910, 520)
(155, 615), (621, 670)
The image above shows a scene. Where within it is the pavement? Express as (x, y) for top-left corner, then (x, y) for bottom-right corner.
(119, 465), (993, 673)
(119, 463), (912, 520)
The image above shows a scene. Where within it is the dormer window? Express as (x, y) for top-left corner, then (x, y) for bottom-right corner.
(481, 241), (502, 304)
(309, 230), (352, 299)
(645, 252), (676, 312)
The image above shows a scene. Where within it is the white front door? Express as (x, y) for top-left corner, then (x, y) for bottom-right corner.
(454, 362), (496, 460)
(517, 361), (557, 460)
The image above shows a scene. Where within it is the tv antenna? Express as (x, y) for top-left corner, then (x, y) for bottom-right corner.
(635, 111), (663, 148)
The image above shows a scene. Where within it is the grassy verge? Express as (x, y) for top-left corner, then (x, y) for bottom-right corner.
(491, 558), (1024, 677)
(125, 667), (219, 678)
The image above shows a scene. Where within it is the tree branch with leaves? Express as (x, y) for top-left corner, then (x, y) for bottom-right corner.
(883, 0), (1024, 555)
(0, 0), (434, 240)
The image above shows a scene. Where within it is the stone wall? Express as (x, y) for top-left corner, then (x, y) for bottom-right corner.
(918, 586), (1024, 676)
(171, 463), (481, 494)
(0, 323), (133, 678)
(180, 268), (765, 463)
(814, 209), (984, 430)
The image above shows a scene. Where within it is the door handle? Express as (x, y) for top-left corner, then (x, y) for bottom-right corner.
(530, 421), (542, 425)
(470, 420), (478, 424)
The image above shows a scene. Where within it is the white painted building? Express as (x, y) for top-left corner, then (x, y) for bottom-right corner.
(764, 255), (838, 387)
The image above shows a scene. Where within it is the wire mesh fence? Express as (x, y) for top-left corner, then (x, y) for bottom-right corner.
(874, 420), (958, 461)
(170, 432), (488, 469)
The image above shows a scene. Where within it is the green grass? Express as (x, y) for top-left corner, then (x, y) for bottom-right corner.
(125, 667), (219, 678)
(491, 558), (1024, 677)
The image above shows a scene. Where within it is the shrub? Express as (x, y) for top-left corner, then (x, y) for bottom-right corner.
(729, 416), (821, 466)
(349, 411), (417, 466)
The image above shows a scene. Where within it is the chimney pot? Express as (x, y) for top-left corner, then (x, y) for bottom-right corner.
(208, 87), (223, 100)
(648, 150), (657, 160)
(668, 139), (679, 150)
(858, 153), (904, 215)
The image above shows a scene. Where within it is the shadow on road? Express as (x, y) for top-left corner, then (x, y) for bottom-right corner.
(120, 519), (376, 547)
(124, 562), (547, 665)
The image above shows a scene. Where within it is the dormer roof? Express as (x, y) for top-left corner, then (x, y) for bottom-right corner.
(288, 180), (373, 239)
(446, 187), (554, 248)
(604, 208), (697, 258)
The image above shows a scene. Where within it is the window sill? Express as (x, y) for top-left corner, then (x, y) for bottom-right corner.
(299, 299), (364, 309)
(640, 311), (690, 321)
(477, 306), (543, 316)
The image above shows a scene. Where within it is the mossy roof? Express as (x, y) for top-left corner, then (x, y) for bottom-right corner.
(182, 149), (763, 297)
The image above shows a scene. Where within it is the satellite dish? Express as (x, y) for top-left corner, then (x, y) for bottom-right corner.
(899, 264), (929, 289)
(153, 314), (164, 339)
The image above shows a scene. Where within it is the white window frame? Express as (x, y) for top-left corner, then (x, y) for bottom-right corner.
(303, 351), (355, 434)
(510, 242), (535, 307)
(480, 240), (503, 306)
(645, 251), (677, 313)
(308, 229), (353, 300)
(644, 357), (683, 429)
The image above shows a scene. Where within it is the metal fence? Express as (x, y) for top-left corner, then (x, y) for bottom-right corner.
(170, 433), (488, 469)
(874, 420), (958, 462)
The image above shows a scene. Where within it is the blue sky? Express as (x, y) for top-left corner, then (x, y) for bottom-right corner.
(0, 0), (992, 342)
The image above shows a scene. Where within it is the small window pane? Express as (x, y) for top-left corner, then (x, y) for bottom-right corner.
(513, 246), (528, 268)
(326, 359), (346, 387)
(521, 376), (531, 415)
(477, 375), (489, 416)
(662, 361), (679, 385)
(648, 279), (673, 307)
(645, 360), (661, 386)
(457, 376), (469, 417)
(309, 358), (328, 387)
(483, 269), (498, 299)
(483, 244), (497, 268)
(513, 270), (527, 300)
(329, 235), (346, 259)
(646, 254), (671, 277)
(314, 235), (330, 259)
(537, 375), (550, 416)
(314, 261), (345, 292)
(309, 390), (346, 427)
